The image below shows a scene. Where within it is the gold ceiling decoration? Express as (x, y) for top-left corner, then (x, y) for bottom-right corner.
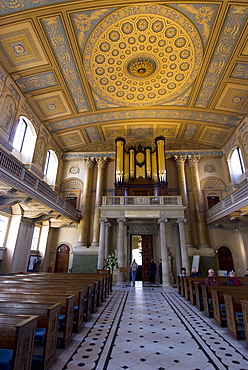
(84, 4), (203, 106)
(127, 57), (156, 78)
(0, 1), (247, 152)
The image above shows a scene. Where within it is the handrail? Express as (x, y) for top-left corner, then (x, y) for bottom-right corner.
(0, 148), (80, 221)
(206, 179), (248, 222)
(102, 195), (182, 206)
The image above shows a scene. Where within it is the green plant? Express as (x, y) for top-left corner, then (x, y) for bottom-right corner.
(104, 252), (118, 273)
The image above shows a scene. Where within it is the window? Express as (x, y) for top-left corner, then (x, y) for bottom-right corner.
(12, 116), (37, 164)
(13, 118), (27, 152)
(0, 214), (9, 248)
(44, 149), (58, 186)
(228, 146), (245, 184)
(30, 226), (41, 250)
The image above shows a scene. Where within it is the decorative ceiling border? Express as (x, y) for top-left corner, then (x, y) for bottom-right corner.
(42, 15), (89, 113)
(62, 149), (223, 160)
(195, 5), (248, 108)
(46, 109), (241, 132)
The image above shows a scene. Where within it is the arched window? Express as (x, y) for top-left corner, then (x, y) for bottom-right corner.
(228, 146), (245, 184)
(12, 116), (37, 164)
(44, 149), (58, 187)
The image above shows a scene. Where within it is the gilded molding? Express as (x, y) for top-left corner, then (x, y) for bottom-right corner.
(195, 5), (248, 108)
(42, 16), (89, 113)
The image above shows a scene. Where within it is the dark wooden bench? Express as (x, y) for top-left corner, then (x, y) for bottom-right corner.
(223, 291), (248, 341)
(19, 277), (97, 317)
(0, 278), (89, 324)
(201, 278), (248, 318)
(184, 277), (206, 304)
(0, 301), (60, 370)
(209, 286), (248, 327)
(241, 300), (248, 348)
(0, 290), (75, 349)
(0, 314), (38, 370)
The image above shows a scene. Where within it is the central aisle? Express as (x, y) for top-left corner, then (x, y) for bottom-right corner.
(50, 284), (248, 370)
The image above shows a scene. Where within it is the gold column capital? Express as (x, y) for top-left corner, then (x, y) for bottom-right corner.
(188, 155), (201, 167)
(174, 155), (187, 166)
(96, 157), (108, 167)
(84, 157), (95, 168)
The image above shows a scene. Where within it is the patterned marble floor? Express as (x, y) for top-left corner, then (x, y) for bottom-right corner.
(49, 282), (248, 370)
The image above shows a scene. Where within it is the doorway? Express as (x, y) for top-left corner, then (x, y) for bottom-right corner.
(55, 244), (70, 273)
(218, 246), (234, 272)
(131, 234), (153, 282)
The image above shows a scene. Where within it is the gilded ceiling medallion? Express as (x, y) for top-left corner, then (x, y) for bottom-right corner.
(84, 4), (203, 106)
(127, 56), (157, 78)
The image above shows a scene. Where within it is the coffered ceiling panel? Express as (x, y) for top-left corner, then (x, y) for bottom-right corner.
(0, 1), (247, 152)
(31, 91), (72, 120)
(54, 129), (86, 150)
(215, 83), (248, 114)
(0, 22), (49, 72)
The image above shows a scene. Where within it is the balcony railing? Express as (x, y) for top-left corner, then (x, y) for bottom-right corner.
(0, 148), (80, 222)
(102, 195), (182, 206)
(206, 179), (248, 223)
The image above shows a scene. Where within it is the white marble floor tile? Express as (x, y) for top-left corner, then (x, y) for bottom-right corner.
(49, 285), (248, 370)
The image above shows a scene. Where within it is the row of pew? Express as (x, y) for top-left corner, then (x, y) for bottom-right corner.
(0, 271), (112, 370)
(176, 275), (248, 348)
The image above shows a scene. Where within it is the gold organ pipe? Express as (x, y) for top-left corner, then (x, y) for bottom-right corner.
(157, 138), (166, 182)
(146, 148), (151, 178)
(130, 149), (135, 178)
(116, 140), (124, 182)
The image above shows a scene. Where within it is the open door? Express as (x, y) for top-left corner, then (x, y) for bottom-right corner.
(142, 235), (153, 282)
(131, 234), (153, 282)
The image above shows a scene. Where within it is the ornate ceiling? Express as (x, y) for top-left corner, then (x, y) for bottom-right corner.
(0, 1), (248, 153)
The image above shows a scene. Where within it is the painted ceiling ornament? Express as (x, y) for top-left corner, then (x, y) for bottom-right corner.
(178, 5), (214, 41)
(83, 4), (203, 107)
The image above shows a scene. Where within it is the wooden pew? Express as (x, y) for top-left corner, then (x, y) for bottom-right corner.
(19, 272), (110, 305)
(201, 278), (248, 318)
(0, 301), (60, 370)
(0, 278), (89, 324)
(18, 276), (96, 317)
(209, 286), (248, 327)
(0, 314), (38, 370)
(0, 290), (75, 349)
(223, 291), (248, 340)
(241, 300), (248, 348)
(9, 272), (112, 304)
(185, 277), (206, 304)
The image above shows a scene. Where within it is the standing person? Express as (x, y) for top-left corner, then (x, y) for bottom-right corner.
(227, 271), (242, 286)
(204, 269), (221, 286)
(245, 269), (248, 277)
(130, 259), (138, 285)
(158, 259), (162, 284)
(149, 259), (157, 284)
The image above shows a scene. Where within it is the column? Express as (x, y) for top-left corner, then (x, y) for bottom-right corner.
(174, 155), (193, 247)
(104, 222), (111, 260)
(116, 218), (126, 286)
(177, 218), (190, 274)
(172, 222), (181, 276)
(158, 218), (171, 287)
(97, 218), (107, 269)
(91, 157), (108, 248)
(75, 157), (95, 248)
(188, 155), (209, 248)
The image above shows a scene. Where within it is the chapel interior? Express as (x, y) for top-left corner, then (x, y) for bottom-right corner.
(0, 0), (248, 284)
(1, 1), (248, 369)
